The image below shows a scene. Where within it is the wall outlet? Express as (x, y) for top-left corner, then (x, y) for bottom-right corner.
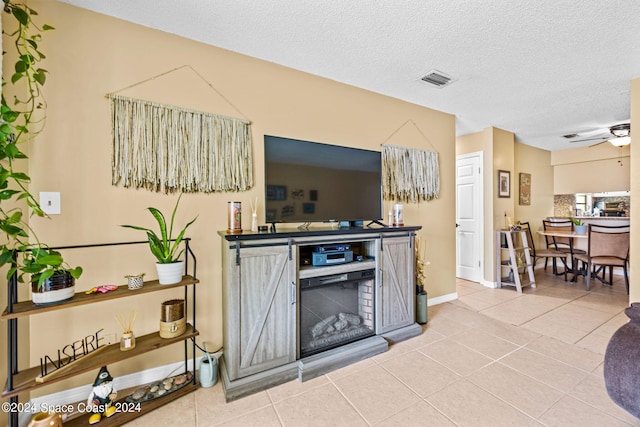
(39, 192), (61, 215)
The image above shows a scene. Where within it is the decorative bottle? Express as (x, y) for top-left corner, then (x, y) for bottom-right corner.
(251, 212), (258, 232)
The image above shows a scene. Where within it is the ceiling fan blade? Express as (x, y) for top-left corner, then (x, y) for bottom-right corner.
(588, 141), (607, 148)
(569, 136), (609, 143)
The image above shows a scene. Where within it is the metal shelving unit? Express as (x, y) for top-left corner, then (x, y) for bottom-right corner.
(2, 239), (199, 426)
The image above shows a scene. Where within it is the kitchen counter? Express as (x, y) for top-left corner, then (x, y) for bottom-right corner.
(574, 216), (629, 220)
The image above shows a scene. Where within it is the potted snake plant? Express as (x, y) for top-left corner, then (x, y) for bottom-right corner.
(121, 195), (197, 285)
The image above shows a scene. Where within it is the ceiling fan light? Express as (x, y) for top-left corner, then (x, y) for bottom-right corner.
(609, 136), (631, 147)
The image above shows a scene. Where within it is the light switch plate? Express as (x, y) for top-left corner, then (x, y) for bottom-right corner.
(39, 192), (61, 215)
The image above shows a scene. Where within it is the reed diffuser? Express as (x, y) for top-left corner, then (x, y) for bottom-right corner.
(250, 197), (259, 232)
(116, 310), (137, 351)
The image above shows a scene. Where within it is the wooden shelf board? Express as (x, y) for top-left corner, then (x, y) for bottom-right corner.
(63, 381), (198, 426)
(1, 276), (199, 320)
(2, 325), (198, 399)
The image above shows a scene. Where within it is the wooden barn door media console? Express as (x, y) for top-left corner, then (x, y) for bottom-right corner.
(219, 226), (421, 401)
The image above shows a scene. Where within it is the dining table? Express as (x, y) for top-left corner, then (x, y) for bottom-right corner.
(537, 229), (588, 282)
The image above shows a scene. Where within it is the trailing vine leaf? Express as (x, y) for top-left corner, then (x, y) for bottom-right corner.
(1, 1), (82, 288)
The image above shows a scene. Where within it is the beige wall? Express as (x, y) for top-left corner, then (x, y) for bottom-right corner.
(631, 77), (640, 303)
(1, 1), (456, 394)
(456, 127), (551, 284)
(551, 144), (630, 194)
(515, 143), (554, 248)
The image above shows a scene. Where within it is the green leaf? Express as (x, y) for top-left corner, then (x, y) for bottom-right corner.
(10, 172), (30, 181)
(3, 110), (19, 122)
(37, 269), (55, 289)
(11, 73), (23, 84)
(147, 232), (169, 262)
(6, 266), (17, 282)
(0, 223), (28, 237)
(33, 71), (46, 85)
(34, 254), (63, 267)
(14, 61), (28, 73)
(0, 124), (12, 134)
(68, 266), (83, 279)
(148, 207), (168, 245)
(5, 143), (24, 158)
(42, 24), (55, 31)
(0, 189), (20, 200)
(121, 224), (154, 233)
(12, 8), (29, 26)
(169, 216), (197, 261)
(0, 250), (15, 266)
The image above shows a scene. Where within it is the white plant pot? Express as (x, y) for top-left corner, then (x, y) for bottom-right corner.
(575, 225), (588, 235)
(156, 260), (185, 285)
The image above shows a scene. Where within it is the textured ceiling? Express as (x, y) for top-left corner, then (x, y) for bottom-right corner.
(59, 0), (640, 151)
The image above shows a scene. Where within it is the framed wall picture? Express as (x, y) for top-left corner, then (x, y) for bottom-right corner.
(266, 185), (287, 201)
(498, 170), (510, 198)
(519, 173), (531, 205)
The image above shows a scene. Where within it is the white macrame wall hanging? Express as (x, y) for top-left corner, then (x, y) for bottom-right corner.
(381, 120), (440, 202)
(108, 66), (253, 193)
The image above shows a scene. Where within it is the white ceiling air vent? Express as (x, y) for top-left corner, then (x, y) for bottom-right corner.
(419, 70), (455, 88)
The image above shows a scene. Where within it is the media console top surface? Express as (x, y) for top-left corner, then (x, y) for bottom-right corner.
(218, 225), (421, 241)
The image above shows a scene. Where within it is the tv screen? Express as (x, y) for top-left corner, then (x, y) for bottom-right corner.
(264, 135), (382, 224)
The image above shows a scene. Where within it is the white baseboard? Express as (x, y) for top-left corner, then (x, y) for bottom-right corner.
(427, 292), (458, 306)
(482, 279), (498, 288)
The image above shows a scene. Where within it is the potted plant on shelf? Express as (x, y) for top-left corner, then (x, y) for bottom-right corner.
(20, 247), (83, 305)
(0, 1), (83, 303)
(121, 195), (197, 285)
(569, 217), (588, 234)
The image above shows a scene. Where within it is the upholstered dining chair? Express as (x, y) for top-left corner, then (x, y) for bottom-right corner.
(520, 222), (569, 281)
(574, 224), (630, 293)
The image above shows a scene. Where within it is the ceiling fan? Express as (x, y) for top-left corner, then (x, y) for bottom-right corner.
(564, 123), (631, 147)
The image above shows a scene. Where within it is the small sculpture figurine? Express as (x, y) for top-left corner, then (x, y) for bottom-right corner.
(87, 366), (117, 424)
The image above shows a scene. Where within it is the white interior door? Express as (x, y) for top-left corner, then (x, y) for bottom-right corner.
(456, 152), (483, 282)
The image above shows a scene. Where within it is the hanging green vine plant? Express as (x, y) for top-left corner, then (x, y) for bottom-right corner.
(0, 1), (82, 288)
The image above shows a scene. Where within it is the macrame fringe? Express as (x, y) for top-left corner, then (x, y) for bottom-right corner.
(110, 94), (253, 193)
(382, 145), (439, 202)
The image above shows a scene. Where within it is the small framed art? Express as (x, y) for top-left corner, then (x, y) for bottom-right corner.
(498, 170), (510, 198)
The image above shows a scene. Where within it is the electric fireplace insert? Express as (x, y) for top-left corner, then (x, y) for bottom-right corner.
(299, 269), (376, 358)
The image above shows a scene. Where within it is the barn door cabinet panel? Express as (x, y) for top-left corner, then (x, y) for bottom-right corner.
(377, 234), (416, 335)
(221, 240), (297, 380)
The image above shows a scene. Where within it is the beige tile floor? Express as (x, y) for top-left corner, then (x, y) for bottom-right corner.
(126, 268), (639, 426)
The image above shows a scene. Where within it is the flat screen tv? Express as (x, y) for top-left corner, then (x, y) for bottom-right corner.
(264, 135), (382, 226)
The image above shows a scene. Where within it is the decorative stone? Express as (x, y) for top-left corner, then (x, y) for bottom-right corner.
(130, 388), (146, 400)
(604, 302), (640, 419)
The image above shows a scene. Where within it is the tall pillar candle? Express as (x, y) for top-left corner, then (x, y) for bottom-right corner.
(227, 202), (242, 233)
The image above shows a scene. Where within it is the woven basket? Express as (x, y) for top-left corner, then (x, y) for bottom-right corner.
(159, 299), (186, 338)
(159, 317), (186, 338)
(126, 273), (145, 290)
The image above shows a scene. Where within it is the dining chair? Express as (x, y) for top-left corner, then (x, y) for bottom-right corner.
(573, 224), (630, 293)
(521, 222), (568, 281)
(542, 219), (586, 273)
